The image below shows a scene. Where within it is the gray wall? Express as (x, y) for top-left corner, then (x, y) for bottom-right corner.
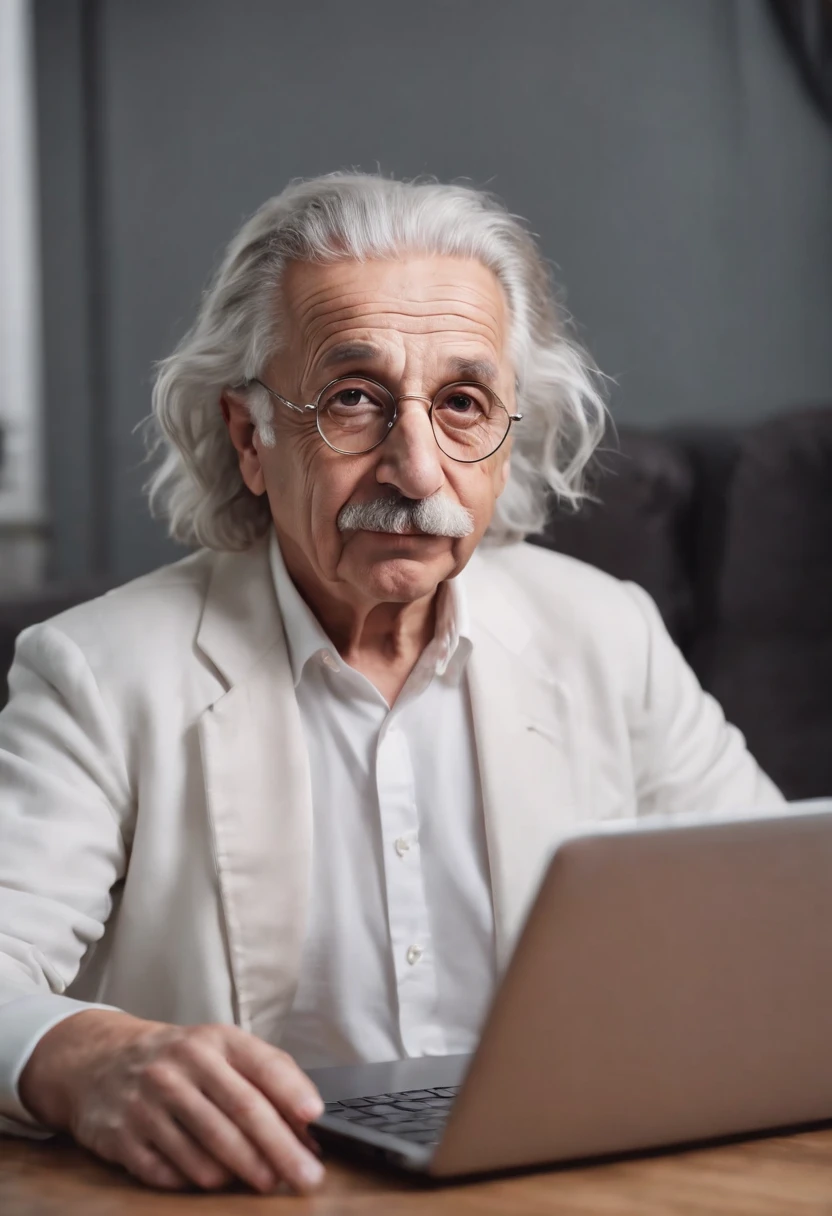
(34, 0), (832, 582)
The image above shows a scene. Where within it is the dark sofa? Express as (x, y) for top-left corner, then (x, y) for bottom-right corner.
(530, 405), (832, 801)
(1, 406), (830, 800)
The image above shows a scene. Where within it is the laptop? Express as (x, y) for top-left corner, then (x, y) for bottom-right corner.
(309, 800), (832, 1178)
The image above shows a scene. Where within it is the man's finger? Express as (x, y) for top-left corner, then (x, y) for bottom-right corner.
(191, 1058), (324, 1193)
(135, 1109), (238, 1192)
(167, 1086), (283, 1193)
(226, 1032), (324, 1122)
(120, 1139), (190, 1191)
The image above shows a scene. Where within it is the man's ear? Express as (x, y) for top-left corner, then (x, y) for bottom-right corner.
(497, 452), (511, 495)
(221, 391), (267, 496)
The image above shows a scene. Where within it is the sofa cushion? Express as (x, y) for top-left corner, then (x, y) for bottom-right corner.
(695, 407), (832, 799)
(669, 425), (740, 644)
(529, 428), (697, 647)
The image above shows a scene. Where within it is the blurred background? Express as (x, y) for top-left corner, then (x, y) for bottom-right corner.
(1, 0), (830, 586)
(1, 0), (831, 795)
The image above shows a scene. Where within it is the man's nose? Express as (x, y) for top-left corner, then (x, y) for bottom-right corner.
(375, 399), (445, 500)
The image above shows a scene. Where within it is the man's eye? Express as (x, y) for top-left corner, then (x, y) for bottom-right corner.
(335, 389), (368, 408)
(446, 394), (476, 412)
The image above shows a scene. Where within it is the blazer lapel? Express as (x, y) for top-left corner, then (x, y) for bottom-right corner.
(196, 542), (313, 1044)
(466, 564), (588, 970)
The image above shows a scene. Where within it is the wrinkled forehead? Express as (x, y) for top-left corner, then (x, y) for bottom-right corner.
(279, 254), (514, 373)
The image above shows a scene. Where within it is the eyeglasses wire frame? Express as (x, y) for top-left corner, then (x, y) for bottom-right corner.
(243, 375), (523, 464)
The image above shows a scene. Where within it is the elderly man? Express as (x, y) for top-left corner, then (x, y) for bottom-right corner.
(0, 173), (780, 1194)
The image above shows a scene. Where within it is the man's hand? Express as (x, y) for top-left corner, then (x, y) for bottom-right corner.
(18, 1010), (326, 1194)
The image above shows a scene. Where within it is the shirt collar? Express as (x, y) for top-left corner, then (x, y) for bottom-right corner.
(433, 562), (472, 682)
(268, 531), (473, 688)
(269, 533), (336, 687)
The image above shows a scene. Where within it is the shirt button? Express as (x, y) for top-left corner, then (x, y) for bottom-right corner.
(320, 652), (339, 672)
(394, 837), (410, 857)
(406, 944), (423, 966)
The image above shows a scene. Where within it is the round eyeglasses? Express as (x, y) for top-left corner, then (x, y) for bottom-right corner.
(246, 375), (522, 463)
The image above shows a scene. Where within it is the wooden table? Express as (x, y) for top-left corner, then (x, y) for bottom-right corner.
(5, 1128), (832, 1215)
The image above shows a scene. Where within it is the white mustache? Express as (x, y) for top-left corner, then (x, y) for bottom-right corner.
(337, 493), (475, 538)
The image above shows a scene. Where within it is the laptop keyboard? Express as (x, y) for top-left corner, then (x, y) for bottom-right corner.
(323, 1085), (459, 1145)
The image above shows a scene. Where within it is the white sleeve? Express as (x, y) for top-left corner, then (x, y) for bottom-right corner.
(0, 623), (131, 1131)
(622, 582), (785, 816)
(0, 995), (120, 1134)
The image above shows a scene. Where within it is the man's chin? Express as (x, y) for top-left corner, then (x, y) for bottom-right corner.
(343, 539), (458, 602)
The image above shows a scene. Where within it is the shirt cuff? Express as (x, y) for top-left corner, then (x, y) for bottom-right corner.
(0, 994), (121, 1133)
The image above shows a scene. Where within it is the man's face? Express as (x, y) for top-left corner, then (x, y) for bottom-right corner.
(230, 255), (515, 606)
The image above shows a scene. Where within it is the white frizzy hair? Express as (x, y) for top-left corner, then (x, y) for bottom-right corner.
(146, 172), (608, 551)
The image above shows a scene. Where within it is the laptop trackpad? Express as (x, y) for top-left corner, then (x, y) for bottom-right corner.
(306, 1054), (471, 1102)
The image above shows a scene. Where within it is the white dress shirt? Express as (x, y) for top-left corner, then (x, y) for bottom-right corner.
(271, 537), (497, 1067)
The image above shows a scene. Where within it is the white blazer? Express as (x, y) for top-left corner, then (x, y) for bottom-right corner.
(0, 539), (782, 1129)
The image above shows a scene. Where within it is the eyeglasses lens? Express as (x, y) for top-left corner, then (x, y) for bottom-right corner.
(430, 383), (510, 462)
(317, 377), (510, 460)
(317, 378), (395, 454)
